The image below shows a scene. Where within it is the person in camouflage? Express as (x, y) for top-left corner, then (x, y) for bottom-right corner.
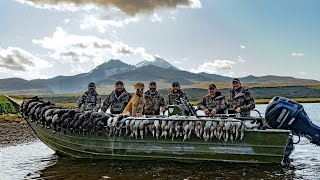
(143, 81), (167, 115)
(76, 82), (101, 111)
(198, 84), (227, 116)
(167, 82), (189, 105)
(100, 81), (132, 114)
(228, 78), (255, 117)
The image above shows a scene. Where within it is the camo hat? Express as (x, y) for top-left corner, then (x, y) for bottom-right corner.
(208, 84), (216, 89)
(232, 78), (241, 84)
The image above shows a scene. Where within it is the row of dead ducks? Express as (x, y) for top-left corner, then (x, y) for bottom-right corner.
(21, 98), (253, 142)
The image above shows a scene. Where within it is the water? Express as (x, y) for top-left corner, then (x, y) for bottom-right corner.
(1, 104), (320, 180)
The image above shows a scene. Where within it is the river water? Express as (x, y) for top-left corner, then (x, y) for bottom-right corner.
(1, 103), (320, 180)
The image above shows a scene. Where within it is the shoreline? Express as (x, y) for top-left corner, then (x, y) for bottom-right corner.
(0, 121), (38, 148)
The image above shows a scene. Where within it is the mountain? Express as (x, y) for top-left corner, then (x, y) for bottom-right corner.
(87, 59), (136, 79)
(197, 73), (319, 84)
(240, 75), (319, 84)
(0, 59), (136, 94)
(98, 65), (212, 86)
(136, 57), (178, 70)
(0, 78), (53, 94)
(197, 72), (232, 82)
(1, 59), (319, 95)
(37, 59), (136, 93)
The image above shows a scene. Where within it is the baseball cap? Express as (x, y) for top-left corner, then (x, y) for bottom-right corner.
(149, 81), (156, 85)
(208, 84), (216, 89)
(172, 82), (180, 87)
(115, 81), (124, 86)
(232, 78), (240, 83)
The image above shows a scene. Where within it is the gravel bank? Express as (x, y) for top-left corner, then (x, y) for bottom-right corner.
(0, 122), (38, 147)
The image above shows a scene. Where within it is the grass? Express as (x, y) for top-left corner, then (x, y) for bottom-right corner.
(9, 95), (35, 100)
(0, 95), (19, 114)
(56, 102), (77, 109)
(190, 82), (320, 89)
(308, 84), (320, 89)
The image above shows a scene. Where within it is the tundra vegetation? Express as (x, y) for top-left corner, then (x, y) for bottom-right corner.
(0, 95), (22, 123)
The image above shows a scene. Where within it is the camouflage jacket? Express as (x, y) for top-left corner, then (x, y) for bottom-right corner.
(228, 87), (255, 117)
(143, 90), (166, 115)
(76, 91), (101, 111)
(167, 90), (189, 105)
(101, 90), (132, 114)
(198, 91), (227, 114)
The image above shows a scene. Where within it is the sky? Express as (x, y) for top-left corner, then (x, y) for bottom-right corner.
(0, 0), (319, 80)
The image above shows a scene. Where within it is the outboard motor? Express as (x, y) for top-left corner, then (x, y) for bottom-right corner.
(265, 96), (320, 146)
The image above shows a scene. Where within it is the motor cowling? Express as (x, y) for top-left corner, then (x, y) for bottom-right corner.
(265, 96), (320, 146)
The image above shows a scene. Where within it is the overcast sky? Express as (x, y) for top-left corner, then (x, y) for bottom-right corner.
(1, 0), (319, 80)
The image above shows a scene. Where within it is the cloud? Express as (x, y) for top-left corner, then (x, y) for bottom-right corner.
(151, 13), (162, 23)
(172, 60), (182, 64)
(290, 52), (305, 57)
(64, 18), (70, 24)
(15, 0), (90, 12)
(32, 27), (155, 65)
(240, 45), (246, 49)
(190, 60), (236, 73)
(80, 14), (139, 33)
(237, 56), (246, 63)
(0, 47), (52, 79)
(298, 72), (306, 75)
(19, 0), (201, 15)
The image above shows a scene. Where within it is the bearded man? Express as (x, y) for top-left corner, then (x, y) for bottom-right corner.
(100, 81), (132, 114)
(76, 82), (101, 111)
(228, 78), (255, 117)
(143, 81), (167, 115)
(198, 84), (227, 116)
(167, 82), (189, 105)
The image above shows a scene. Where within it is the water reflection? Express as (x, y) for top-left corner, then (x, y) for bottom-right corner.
(35, 157), (293, 180)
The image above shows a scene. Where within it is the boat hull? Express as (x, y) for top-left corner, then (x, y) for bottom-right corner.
(26, 119), (290, 164)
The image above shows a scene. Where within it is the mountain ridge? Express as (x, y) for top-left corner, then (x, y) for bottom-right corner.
(136, 57), (179, 70)
(0, 59), (319, 94)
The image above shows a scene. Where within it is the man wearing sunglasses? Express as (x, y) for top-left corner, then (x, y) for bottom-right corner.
(228, 78), (255, 117)
(198, 84), (227, 116)
(167, 82), (189, 105)
(76, 82), (101, 111)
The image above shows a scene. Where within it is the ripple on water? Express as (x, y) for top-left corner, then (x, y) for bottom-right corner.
(0, 141), (56, 179)
(1, 138), (319, 180)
